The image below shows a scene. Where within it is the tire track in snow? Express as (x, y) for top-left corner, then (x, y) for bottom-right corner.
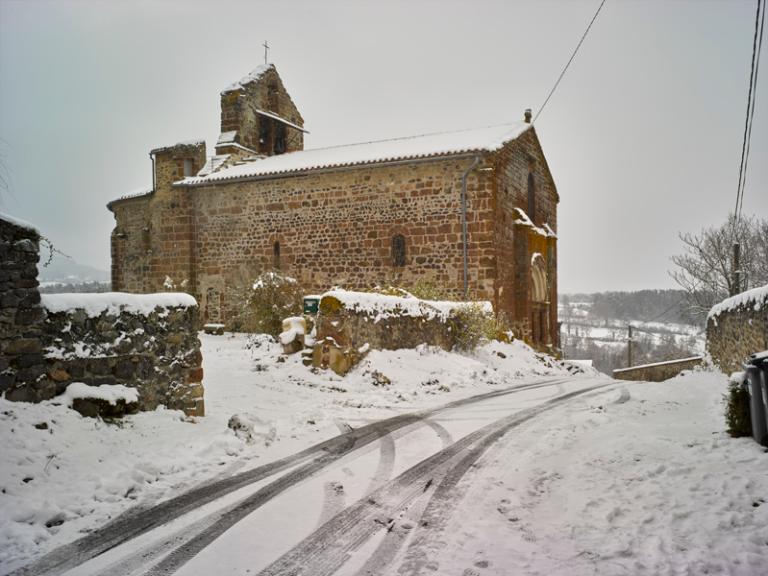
(423, 418), (453, 449)
(255, 382), (612, 576)
(7, 376), (571, 576)
(364, 433), (397, 494)
(131, 379), (573, 576)
(318, 417), (450, 532)
(396, 384), (621, 575)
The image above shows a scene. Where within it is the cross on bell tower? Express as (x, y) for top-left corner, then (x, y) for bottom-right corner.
(263, 40), (270, 65)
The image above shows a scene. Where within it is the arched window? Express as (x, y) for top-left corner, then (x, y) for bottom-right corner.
(392, 234), (406, 267)
(527, 172), (536, 222)
(531, 253), (548, 303)
(273, 241), (281, 269)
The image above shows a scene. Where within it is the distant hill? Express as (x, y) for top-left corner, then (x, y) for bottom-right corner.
(559, 290), (705, 375)
(37, 254), (110, 293)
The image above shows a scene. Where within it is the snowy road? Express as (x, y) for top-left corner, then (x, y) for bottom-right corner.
(9, 376), (613, 576)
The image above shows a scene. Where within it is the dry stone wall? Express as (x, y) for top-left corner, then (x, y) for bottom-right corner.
(312, 290), (493, 375)
(1, 214), (205, 416)
(0, 216), (49, 400)
(707, 286), (768, 374)
(41, 294), (204, 416)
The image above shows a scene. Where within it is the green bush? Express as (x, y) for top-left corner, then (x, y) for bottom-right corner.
(450, 303), (509, 351)
(229, 271), (303, 337)
(724, 380), (751, 437)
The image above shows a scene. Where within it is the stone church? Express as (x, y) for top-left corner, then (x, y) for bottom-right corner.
(108, 64), (560, 349)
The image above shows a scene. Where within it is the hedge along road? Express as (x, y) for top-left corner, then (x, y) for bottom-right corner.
(8, 375), (612, 576)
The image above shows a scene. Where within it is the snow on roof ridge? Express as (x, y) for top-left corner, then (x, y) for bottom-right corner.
(107, 187), (153, 208)
(180, 122), (532, 186)
(222, 63), (274, 94)
(217, 130), (237, 145)
(301, 122), (528, 154)
(150, 139), (205, 155)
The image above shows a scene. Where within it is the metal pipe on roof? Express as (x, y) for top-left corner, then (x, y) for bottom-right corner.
(461, 155), (481, 299)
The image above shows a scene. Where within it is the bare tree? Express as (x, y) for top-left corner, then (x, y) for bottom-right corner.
(670, 214), (768, 319)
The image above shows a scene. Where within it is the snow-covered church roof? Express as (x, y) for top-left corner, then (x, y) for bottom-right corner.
(180, 122), (532, 187)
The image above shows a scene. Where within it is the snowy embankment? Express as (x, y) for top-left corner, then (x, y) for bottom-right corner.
(0, 333), (572, 570)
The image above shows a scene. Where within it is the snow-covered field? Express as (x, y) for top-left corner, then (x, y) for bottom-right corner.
(1, 333), (767, 575)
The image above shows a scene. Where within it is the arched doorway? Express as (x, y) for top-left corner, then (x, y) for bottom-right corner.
(531, 253), (549, 346)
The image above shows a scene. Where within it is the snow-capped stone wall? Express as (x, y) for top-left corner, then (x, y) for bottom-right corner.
(612, 356), (703, 382)
(312, 290), (493, 374)
(40, 292), (204, 416)
(1, 214), (205, 416)
(706, 285), (768, 373)
(0, 214), (47, 400)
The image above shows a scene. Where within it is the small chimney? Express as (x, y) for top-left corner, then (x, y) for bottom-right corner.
(524, 108), (532, 124)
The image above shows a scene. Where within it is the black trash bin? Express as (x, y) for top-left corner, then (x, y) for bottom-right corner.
(745, 351), (768, 446)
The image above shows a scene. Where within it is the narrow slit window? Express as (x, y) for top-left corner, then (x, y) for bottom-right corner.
(273, 241), (281, 269)
(392, 234), (406, 267)
(527, 172), (536, 222)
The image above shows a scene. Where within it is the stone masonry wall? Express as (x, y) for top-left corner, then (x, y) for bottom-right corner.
(315, 293), (459, 352)
(220, 65), (304, 155)
(707, 288), (768, 374)
(311, 291), (492, 374)
(0, 216), (49, 400)
(41, 295), (204, 416)
(191, 156), (498, 324)
(110, 142), (206, 295)
(494, 128), (559, 348)
(2, 214), (204, 416)
(111, 196), (152, 293)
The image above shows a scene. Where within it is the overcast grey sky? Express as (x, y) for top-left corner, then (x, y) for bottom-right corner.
(0, 0), (765, 292)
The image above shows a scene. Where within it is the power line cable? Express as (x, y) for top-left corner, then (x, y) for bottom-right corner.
(533, 0), (608, 123)
(738, 0), (765, 219)
(734, 0), (764, 222)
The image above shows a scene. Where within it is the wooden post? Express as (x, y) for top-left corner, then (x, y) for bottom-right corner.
(627, 324), (633, 368)
(732, 242), (741, 296)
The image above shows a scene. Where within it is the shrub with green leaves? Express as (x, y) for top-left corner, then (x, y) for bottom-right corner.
(450, 303), (509, 351)
(229, 271), (303, 337)
(724, 380), (751, 437)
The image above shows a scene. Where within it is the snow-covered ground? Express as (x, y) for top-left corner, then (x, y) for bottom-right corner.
(425, 371), (768, 575)
(2, 333), (767, 575)
(0, 333), (572, 572)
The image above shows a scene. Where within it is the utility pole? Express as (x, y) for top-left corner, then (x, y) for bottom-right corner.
(627, 324), (633, 368)
(731, 242), (742, 296)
